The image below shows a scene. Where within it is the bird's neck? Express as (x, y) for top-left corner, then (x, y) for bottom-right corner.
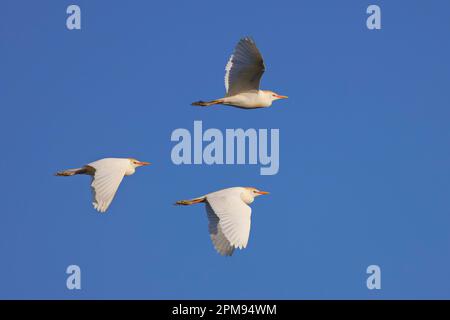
(125, 167), (136, 176)
(258, 90), (274, 101)
(241, 192), (255, 204)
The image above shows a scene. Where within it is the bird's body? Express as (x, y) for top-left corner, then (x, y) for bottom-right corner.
(192, 37), (287, 109)
(176, 186), (269, 256)
(55, 157), (150, 213)
(222, 90), (280, 109)
(89, 158), (137, 176)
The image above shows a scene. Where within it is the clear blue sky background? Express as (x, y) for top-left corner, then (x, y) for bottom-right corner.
(1, 0), (449, 299)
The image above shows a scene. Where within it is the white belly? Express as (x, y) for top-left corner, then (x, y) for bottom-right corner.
(222, 91), (272, 108)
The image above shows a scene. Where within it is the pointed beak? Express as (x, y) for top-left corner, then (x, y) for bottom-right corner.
(276, 95), (288, 99)
(137, 161), (151, 166)
(256, 190), (269, 195)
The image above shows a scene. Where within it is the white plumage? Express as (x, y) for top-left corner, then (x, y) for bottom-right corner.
(56, 157), (150, 213)
(192, 37), (287, 109)
(89, 158), (129, 213)
(224, 54), (234, 94)
(176, 186), (269, 256)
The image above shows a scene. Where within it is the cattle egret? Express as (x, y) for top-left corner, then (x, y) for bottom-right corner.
(176, 187), (269, 256)
(55, 158), (150, 213)
(192, 37), (287, 109)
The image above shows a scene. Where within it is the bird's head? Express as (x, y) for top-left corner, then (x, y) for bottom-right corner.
(244, 187), (269, 198)
(128, 158), (151, 168)
(266, 91), (288, 102)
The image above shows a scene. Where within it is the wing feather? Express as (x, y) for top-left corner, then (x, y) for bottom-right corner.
(206, 203), (235, 256)
(88, 159), (128, 213)
(224, 37), (265, 96)
(205, 189), (251, 254)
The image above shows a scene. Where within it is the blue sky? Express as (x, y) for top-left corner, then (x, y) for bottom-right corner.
(1, 0), (450, 299)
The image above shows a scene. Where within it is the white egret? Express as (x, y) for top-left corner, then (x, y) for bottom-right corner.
(192, 37), (287, 109)
(55, 158), (150, 213)
(176, 187), (269, 256)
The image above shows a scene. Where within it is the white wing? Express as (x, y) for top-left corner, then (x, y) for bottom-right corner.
(205, 188), (251, 256)
(206, 203), (235, 256)
(88, 158), (128, 213)
(224, 37), (265, 96)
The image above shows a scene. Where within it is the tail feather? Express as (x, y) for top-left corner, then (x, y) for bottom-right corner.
(175, 196), (206, 205)
(55, 167), (87, 176)
(191, 99), (223, 107)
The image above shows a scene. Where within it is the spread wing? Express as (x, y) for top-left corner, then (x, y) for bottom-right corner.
(88, 159), (128, 213)
(224, 37), (265, 96)
(206, 203), (235, 256)
(205, 189), (252, 256)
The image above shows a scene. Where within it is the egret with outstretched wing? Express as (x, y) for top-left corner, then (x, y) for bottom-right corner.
(176, 187), (269, 256)
(192, 37), (287, 109)
(55, 158), (150, 213)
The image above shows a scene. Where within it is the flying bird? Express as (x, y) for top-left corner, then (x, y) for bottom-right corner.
(55, 158), (150, 213)
(176, 187), (269, 256)
(192, 37), (287, 109)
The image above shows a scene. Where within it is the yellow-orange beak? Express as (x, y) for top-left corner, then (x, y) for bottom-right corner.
(137, 161), (151, 166)
(275, 95), (288, 99)
(256, 190), (269, 195)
